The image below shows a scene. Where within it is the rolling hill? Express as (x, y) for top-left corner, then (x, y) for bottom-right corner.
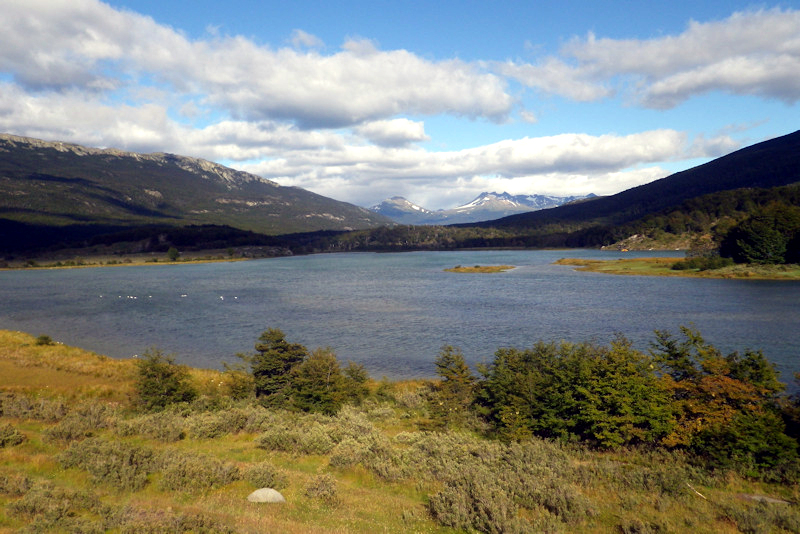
(0, 134), (390, 252)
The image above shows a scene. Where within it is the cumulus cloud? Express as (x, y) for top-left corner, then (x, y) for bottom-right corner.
(238, 129), (710, 209)
(290, 29), (324, 49)
(0, 0), (513, 129)
(354, 119), (430, 147)
(500, 8), (800, 107)
(0, 1), (770, 211)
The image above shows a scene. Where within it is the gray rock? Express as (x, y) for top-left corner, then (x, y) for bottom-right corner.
(247, 488), (286, 503)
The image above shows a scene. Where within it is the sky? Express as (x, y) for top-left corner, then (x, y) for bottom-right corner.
(1, 1), (799, 210)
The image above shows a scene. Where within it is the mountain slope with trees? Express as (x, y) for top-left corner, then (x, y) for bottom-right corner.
(0, 134), (390, 253)
(483, 129), (800, 232)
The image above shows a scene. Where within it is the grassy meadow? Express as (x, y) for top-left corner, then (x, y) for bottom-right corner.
(2, 330), (800, 533)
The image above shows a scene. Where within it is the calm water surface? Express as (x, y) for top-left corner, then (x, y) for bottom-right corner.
(1, 249), (798, 382)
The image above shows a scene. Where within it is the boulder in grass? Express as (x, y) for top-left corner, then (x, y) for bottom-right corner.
(247, 488), (286, 503)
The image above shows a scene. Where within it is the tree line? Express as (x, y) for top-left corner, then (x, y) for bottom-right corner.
(136, 326), (800, 481)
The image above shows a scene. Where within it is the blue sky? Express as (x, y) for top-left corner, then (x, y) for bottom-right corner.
(2, 1), (799, 209)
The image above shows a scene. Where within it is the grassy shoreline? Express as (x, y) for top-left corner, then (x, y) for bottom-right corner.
(2, 329), (799, 532)
(555, 257), (800, 280)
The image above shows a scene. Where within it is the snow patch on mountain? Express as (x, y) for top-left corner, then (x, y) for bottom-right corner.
(370, 191), (595, 225)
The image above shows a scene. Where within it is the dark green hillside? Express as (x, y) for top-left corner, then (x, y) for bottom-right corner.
(0, 134), (390, 252)
(482, 130), (800, 231)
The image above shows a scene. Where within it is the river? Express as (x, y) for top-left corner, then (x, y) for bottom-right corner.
(1, 249), (798, 383)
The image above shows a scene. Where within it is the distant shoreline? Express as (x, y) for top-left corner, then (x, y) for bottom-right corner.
(555, 257), (800, 280)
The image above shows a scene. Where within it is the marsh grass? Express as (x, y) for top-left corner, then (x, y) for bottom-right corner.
(3, 330), (800, 533)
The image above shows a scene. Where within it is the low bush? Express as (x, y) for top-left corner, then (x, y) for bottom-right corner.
(157, 450), (240, 493)
(0, 422), (25, 447)
(44, 402), (117, 442)
(329, 432), (405, 480)
(305, 473), (340, 506)
(185, 408), (252, 439)
(0, 392), (69, 421)
(7, 481), (102, 527)
(256, 422), (335, 455)
(428, 467), (529, 534)
(107, 505), (236, 534)
(243, 461), (288, 490)
(719, 498), (800, 534)
(115, 411), (186, 442)
(58, 438), (155, 491)
(671, 256), (734, 271)
(0, 470), (32, 496)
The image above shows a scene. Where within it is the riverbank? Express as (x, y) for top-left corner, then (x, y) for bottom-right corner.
(0, 246), (290, 270)
(1, 329), (798, 533)
(555, 257), (800, 280)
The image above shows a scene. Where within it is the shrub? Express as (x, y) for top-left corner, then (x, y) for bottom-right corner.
(115, 411), (186, 442)
(135, 349), (197, 412)
(243, 461), (288, 490)
(719, 498), (800, 534)
(107, 505), (235, 534)
(185, 409), (250, 439)
(58, 438), (155, 491)
(157, 450), (240, 492)
(329, 432), (405, 480)
(0, 422), (25, 447)
(671, 256), (734, 271)
(0, 392), (68, 421)
(0, 471), (32, 496)
(305, 473), (340, 506)
(428, 466), (529, 534)
(8, 482), (102, 525)
(35, 334), (54, 346)
(256, 422), (335, 455)
(44, 402), (117, 442)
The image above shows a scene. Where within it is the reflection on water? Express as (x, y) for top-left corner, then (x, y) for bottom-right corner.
(1, 249), (798, 382)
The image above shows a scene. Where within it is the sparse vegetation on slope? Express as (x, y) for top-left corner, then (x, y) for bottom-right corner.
(3, 329), (800, 532)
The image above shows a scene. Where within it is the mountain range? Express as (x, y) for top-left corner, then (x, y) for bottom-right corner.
(481, 129), (800, 232)
(370, 192), (594, 225)
(0, 133), (390, 252)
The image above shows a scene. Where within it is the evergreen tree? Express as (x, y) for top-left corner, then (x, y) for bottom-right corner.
(430, 346), (476, 428)
(290, 348), (345, 414)
(251, 328), (308, 407)
(135, 349), (197, 411)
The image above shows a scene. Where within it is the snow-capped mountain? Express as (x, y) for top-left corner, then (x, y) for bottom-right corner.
(369, 196), (433, 221)
(370, 192), (596, 225)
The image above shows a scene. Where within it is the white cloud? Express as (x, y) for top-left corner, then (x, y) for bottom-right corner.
(0, 0), (513, 129)
(0, 1), (771, 212)
(500, 8), (800, 107)
(238, 130), (708, 209)
(354, 119), (429, 147)
(290, 29), (324, 49)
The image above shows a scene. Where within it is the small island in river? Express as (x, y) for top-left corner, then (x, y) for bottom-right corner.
(444, 264), (515, 273)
